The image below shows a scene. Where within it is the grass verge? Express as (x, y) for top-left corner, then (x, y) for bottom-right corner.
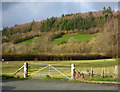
(86, 78), (119, 82)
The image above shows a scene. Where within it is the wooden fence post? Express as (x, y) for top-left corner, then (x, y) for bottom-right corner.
(114, 65), (118, 78)
(24, 63), (28, 78)
(91, 67), (93, 78)
(104, 68), (105, 77)
(101, 68), (105, 78)
(71, 64), (75, 79)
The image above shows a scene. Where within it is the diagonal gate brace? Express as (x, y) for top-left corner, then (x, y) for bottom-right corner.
(50, 65), (70, 79)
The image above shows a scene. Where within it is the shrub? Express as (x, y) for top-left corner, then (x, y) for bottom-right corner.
(92, 18), (118, 58)
(46, 32), (64, 41)
(46, 75), (51, 79)
(2, 53), (111, 61)
(12, 33), (42, 44)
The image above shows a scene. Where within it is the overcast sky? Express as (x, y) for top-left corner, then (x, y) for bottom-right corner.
(2, 2), (118, 29)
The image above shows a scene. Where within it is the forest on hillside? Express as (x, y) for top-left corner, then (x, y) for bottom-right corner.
(1, 7), (118, 60)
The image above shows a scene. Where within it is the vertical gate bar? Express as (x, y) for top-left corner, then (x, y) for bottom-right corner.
(49, 64), (50, 76)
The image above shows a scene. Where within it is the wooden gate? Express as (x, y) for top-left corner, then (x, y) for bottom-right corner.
(28, 63), (75, 79)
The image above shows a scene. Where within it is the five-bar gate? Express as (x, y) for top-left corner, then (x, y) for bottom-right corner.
(27, 63), (75, 79)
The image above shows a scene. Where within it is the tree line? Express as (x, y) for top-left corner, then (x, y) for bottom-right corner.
(2, 20), (35, 38)
(40, 12), (107, 33)
(54, 12), (95, 31)
(40, 7), (115, 33)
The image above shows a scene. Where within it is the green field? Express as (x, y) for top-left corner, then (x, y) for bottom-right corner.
(52, 34), (97, 44)
(17, 36), (44, 44)
(2, 59), (118, 80)
(16, 34), (97, 45)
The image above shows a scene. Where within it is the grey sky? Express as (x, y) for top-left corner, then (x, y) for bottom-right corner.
(2, 2), (118, 29)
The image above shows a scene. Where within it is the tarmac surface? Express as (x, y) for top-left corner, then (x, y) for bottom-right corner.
(2, 79), (119, 90)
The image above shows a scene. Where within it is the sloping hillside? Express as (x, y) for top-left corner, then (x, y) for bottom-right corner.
(2, 9), (118, 43)
(2, 7), (118, 60)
